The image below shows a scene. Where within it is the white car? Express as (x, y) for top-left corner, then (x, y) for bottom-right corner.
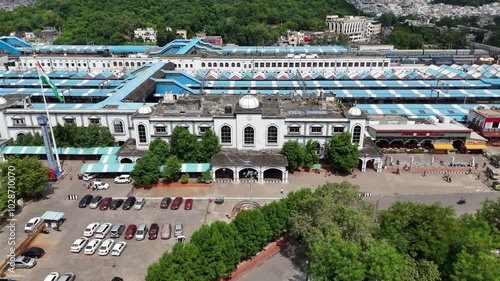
(111, 241), (127, 256)
(24, 217), (42, 233)
(114, 174), (132, 184)
(134, 198), (145, 210)
(93, 181), (109, 190)
(82, 173), (98, 181)
(95, 223), (112, 239)
(84, 239), (102, 255)
(83, 222), (100, 237)
(70, 237), (88, 253)
(44, 272), (59, 281)
(98, 239), (115, 256)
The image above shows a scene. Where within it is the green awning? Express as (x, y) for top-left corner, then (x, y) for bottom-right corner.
(180, 163), (211, 173)
(99, 154), (119, 164)
(313, 164), (322, 169)
(2, 146), (120, 155)
(80, 163), (135, 173)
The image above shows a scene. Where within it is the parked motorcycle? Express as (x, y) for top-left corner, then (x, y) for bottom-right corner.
(457, 198), (466, 205)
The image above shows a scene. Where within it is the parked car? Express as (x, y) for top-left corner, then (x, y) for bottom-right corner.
(174, 223), (183, 237)
(93, 181), (109, 190)
(161, 223), (171, 240)
(12, 256), (37, 268)
(88, 196), (103, 209)
(134, 198), (145, 210)
(110, 224), (125, 238)
(184, 199), (193, 210)
(135, 224), (148, 241)
(57, 273), (76, 281)
(124, 224), (137, 240)
(21, 247), (45, 259)
(114, 174), (132, 184)
(99, 197), (113, 210)
(160, 197), (172, 209)
(82, 173), (98, 181)
(148, 223), (159, 240)
(122, 196), (136, 210)
(78, 194), (93, 208)
(111, 241), (127, 256)
(84, 239), (102, 255)
(43, 272), (59, 281)
(24, 217), (42, 233)
(492, 181), (500, 191)
(171, 197), (183, 210)
(95, 223), (112, 239)
(99, 239), (115, 256)
(109, 199), (124, 210)
(83, 222), (100, 237)
(70, 237), (88, 253)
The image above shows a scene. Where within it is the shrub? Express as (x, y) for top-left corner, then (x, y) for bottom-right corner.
(180, 173), (190, 184)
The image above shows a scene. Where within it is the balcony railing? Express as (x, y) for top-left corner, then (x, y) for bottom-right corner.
(483, 128), (500, 133)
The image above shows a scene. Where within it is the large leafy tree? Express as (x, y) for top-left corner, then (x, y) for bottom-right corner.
(326, 132), (359, 173)
(0, 156), (48, 198)
(289, 181), (376, 249)
(130, 154), (161, 184)
(231, 209), (272, 259)
(162, 155), (180, 183)
(8, 132), (44, 146)
(450, 250), (500, 281)
(303, 140), (319, 169)
(197, 129), (220, 163)
(50, 123), (115, 147)
(149, 137), (170, 163)
(475, 198), (500, 235)
(280, 140), (304, 170)
(403, 256), (442, 281)
(261, 200), (290, 240)
(169, 127), (199, 162)
(363, 240), (407, 281)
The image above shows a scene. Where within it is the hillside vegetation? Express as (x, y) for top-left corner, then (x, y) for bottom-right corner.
(0, 0), (357, 46)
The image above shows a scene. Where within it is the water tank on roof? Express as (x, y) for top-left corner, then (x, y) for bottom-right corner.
(224, 105), (233, 114)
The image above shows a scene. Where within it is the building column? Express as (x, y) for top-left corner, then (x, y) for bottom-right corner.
(258, 166), (264, 183)
(361, 158), (367, 173)
(212, 167), (217, 181)
(376, 159), (383, 173)
(234, 166), (240, 182)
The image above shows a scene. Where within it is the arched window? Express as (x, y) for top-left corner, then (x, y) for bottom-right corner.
(208, 62), (212, 67)
(113, 62), (117, 67)
(113, 119), (124, 133)
(125, 62), (130, 67)
(314, 141), (321, 155)
(119, 62), (123, 66)
(201, 62), (206, 67)
(225, 62), (229, 67)
(137, 62), (141, 66)
(130, 62), (135, 67)
(267, 125), (278, 144)
(352, 125), (362, 143)
(220, 125), (231, 144)
(138, 124), (147, 143)
(236, 63), (241, 67)
(231, 62), (235, 67)
(244, 127), (254, 145)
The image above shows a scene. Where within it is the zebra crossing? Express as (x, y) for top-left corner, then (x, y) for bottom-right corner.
(67, 194), (78, 200)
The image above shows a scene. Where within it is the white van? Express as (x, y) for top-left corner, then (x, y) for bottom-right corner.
(486, 165), (499, 180)
(95, 223), (112, 239)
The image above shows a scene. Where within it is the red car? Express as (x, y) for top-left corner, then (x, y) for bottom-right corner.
(171, 197), (183, 210)
(124, 224), (137, 240)
(148, 223), (159, 240)
(99, 197), (113, 210)
(184, 199), (193, 210)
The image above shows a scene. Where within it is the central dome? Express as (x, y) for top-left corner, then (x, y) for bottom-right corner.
(137, 104), (152, 114)
(238, 95), (260, 109)
(348, 105), (362, 116)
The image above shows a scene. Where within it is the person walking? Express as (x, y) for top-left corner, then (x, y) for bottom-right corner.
(69, 174), (73, 181)
(280, 188), (284, 195)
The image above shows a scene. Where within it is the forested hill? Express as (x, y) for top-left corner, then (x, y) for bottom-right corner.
(431, 0), (497, 6)
(0, 0), (357, 46)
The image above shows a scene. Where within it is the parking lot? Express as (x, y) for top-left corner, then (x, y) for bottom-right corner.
(1, 177), (222, 281)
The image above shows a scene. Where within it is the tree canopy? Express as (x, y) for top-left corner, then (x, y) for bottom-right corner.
(130, 154), (161, 185)
(0, 0), (357, 46)
(281, 140), (319, 170)
(326, 132), (359, 173)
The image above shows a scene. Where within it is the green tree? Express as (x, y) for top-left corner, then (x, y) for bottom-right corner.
(8, 132), (44, 146)
(232, 209), (272, 259)
(309, 234), (366, 281)
(364, 240), (407, 281)
(403, 256), (442, 281)
(162, 155), (181, 183)
(156, 28), (179, 46)
(476, 198), (500, 234)
(326, 132), (359, 174)
(261, 200), (290, 240)
(281, 140), (304, 170)
(377, 202), (458, 269)
(303, 140), (319, 169)
(0, 156), (48, 198)
(197, 129), (220, 163)
(289, 182), (376, 249)
(450, 250), (500, 281)
(170, 126), (199, 162)
(149, 137), (170, 163)
(130, 154), (161, 184)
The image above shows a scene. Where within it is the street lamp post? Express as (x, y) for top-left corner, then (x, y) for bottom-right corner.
(243, 161), (257, 209)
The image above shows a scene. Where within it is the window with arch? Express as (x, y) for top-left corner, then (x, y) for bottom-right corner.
(352, 125), (362, 143)
(131, 62), (135, 67)
(244, 127), (254, 145)
(201, 62), (206, 67)
(225, 62), (229, 67)
(113, 119), (124, 133)
(231, 62), (235, 67)
(208, 62), (212, 67)
(267, 125), (278, 144)
(138, 124), (147, 143)
(119, 62), (123, 66)
(220, 125), (231, 144)
(125, 62), (130, 67)
(237, 62), (241, 67)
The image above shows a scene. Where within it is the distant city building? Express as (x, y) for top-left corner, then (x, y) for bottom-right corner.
(467, 106), (500, 143)
(176, 29), (188, 40)
(286, 31), (311, 46)
(134, 28), (157, 43)
(326, 15), (381, 43)
(23, 32), (36, 42)
(41, 27), (59, 43)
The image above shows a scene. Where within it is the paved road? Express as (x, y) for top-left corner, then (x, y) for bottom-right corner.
(238, 192), (500, 281)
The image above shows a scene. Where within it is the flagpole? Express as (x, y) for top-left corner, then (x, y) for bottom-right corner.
(37, 67), (63, 174)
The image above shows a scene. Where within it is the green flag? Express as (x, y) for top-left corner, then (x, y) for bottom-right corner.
(37, 61), (63, 102)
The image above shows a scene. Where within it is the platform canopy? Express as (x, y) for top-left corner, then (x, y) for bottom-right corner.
(1, 146), (119, 155)
(465, 144), (487, 150)
(41, 211), (65, 222)
(80, 163), (135, 173)
(180, 163), (210, 173)
(433, 143), (454, 150)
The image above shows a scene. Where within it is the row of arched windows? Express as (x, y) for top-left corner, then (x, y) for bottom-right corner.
(220, 125), (279, 145)
(202, 62), (241, 68)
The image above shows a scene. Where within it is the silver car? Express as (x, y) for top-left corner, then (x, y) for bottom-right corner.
(57, 273), (76, 281)
(135, 224), (148, 241)
(174, 223), (183, 237)
(13, 256), (37, 268)
(134, 198), (145, 210)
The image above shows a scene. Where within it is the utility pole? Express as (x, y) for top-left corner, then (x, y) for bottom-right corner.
(243, 161), (257, 209)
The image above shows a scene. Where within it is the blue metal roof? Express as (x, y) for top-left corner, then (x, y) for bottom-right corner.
(2, 78), (123, 88)
(81, 163), (135, 173)
(2, 146), (120, 155)
(0, 88), (114, 97)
